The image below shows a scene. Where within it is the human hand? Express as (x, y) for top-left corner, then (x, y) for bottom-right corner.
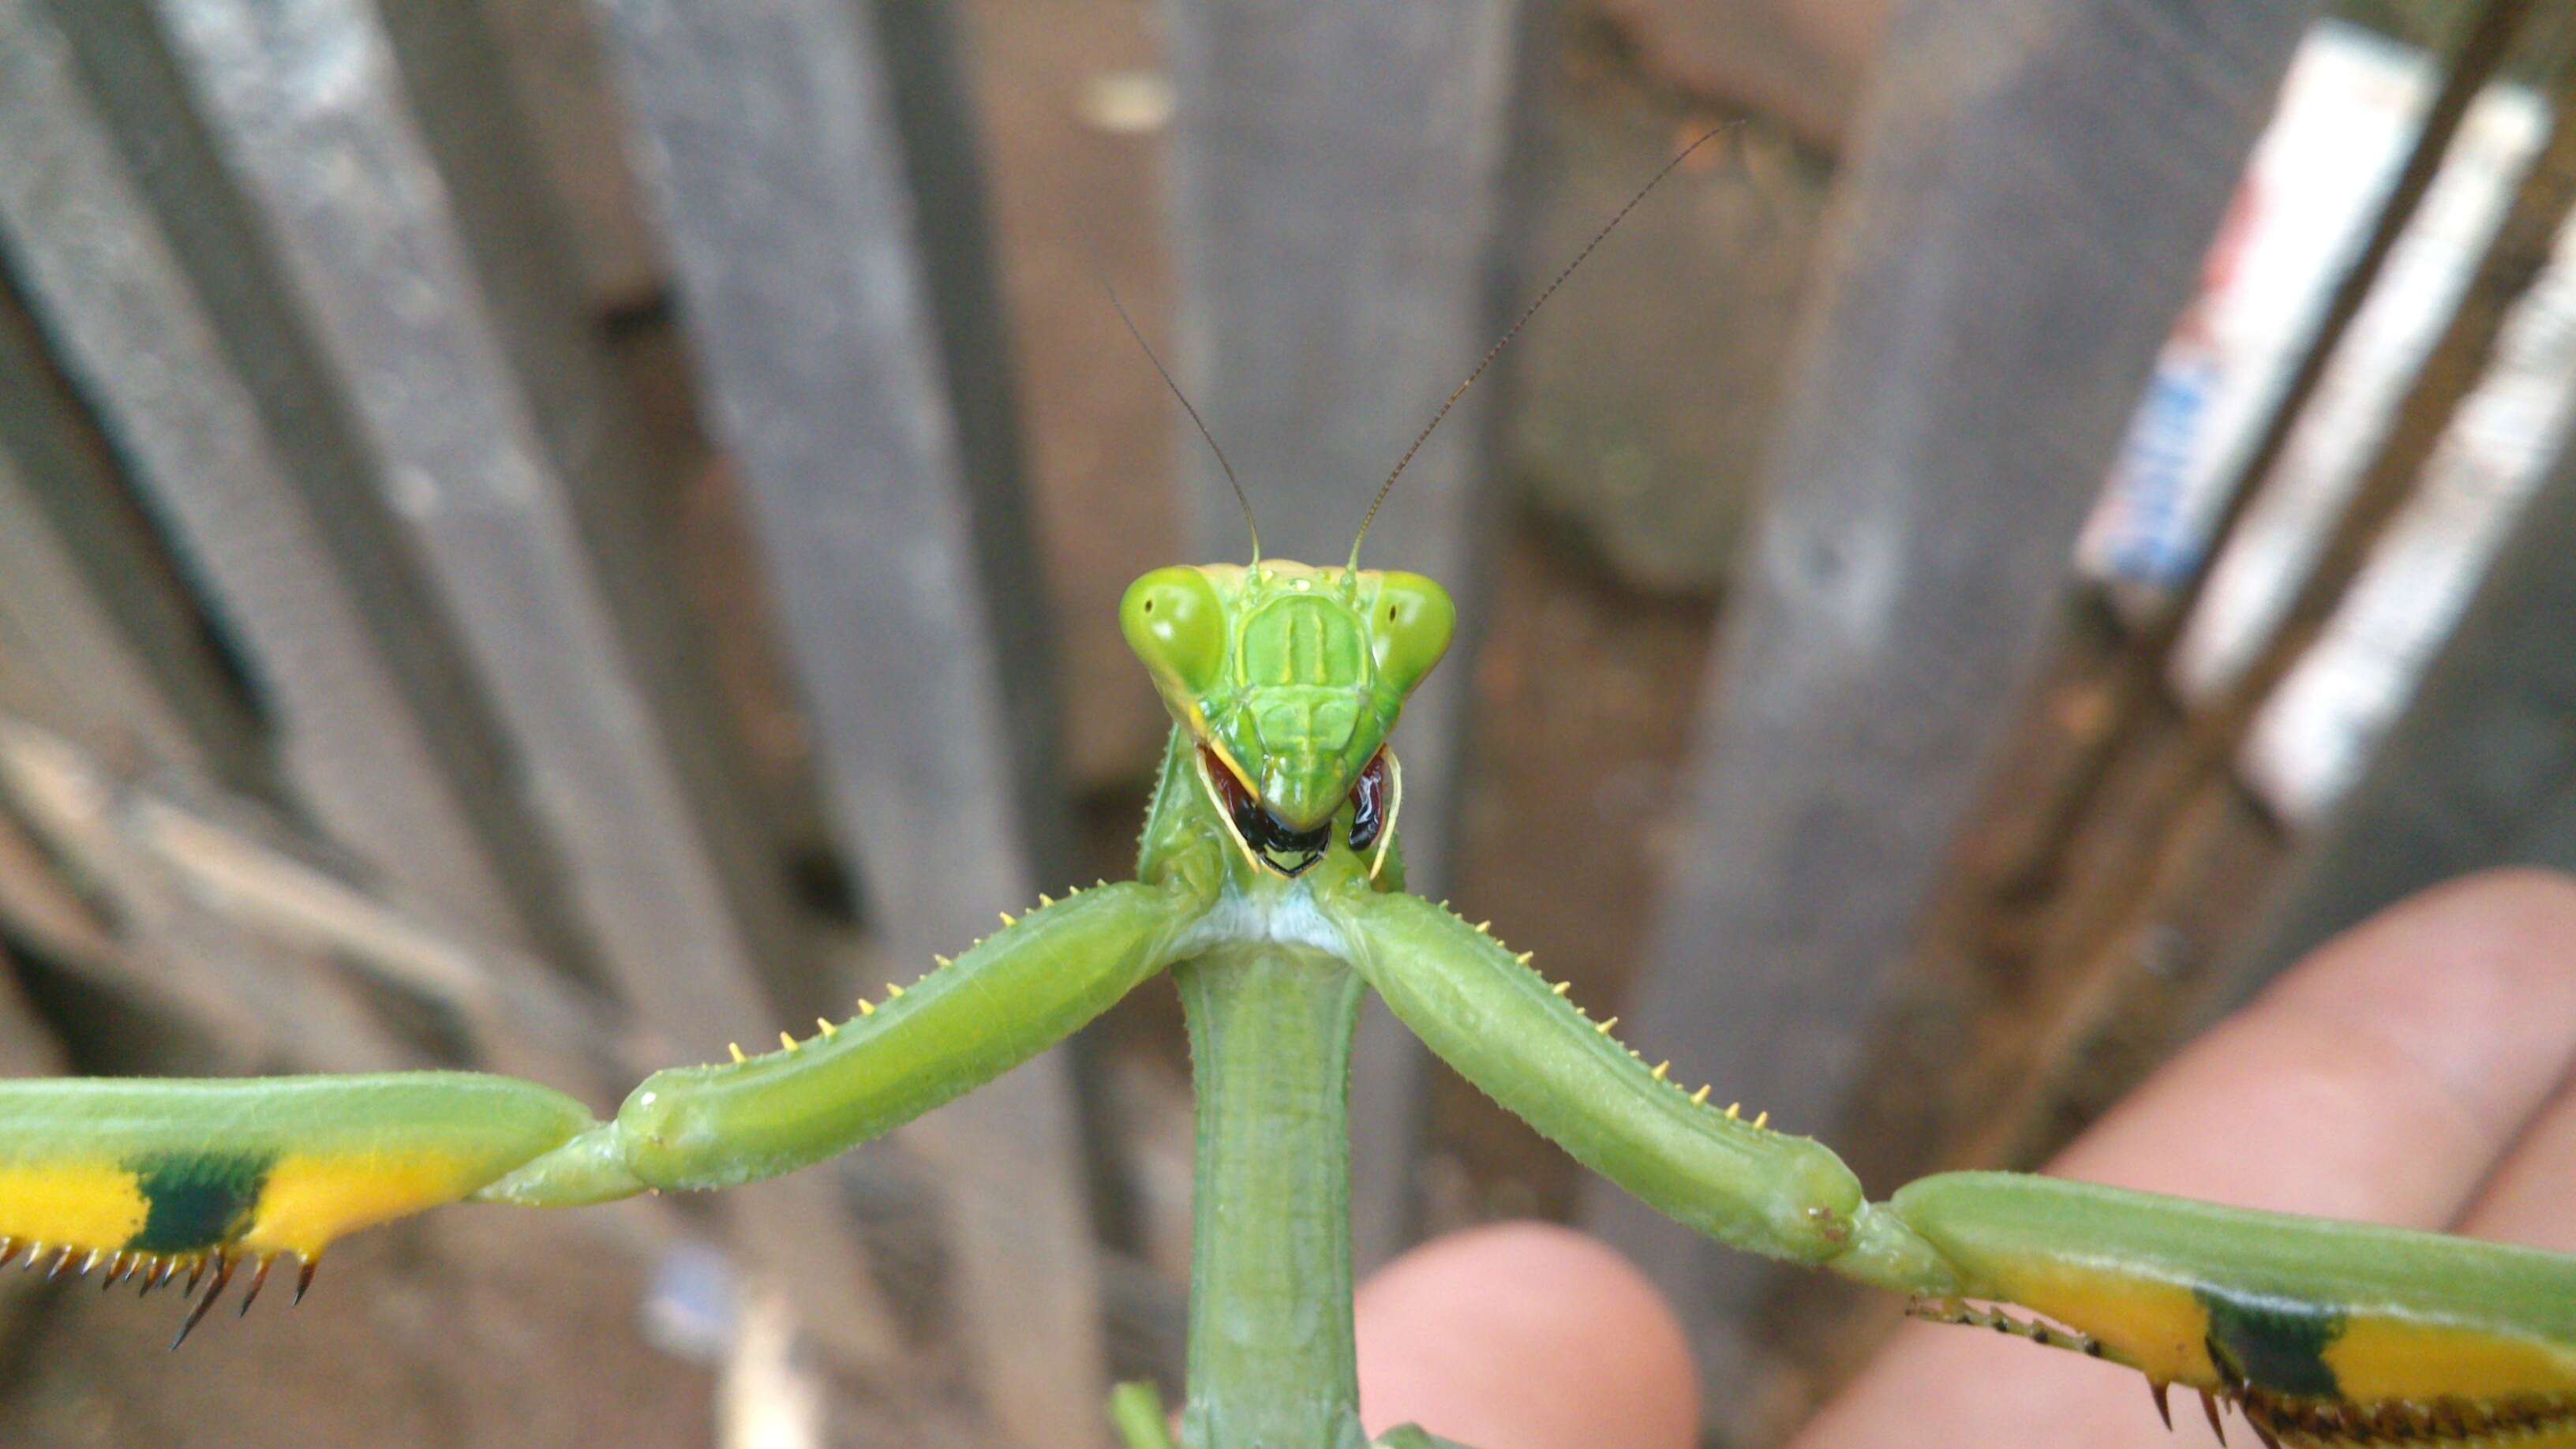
(1353, 870), (2576, 1449)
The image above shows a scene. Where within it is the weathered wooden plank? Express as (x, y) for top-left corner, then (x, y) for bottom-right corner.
(0, 0), (548, 954)
(128, 792), (629, 1084)
(1162, 0), (1541, 1269)
(0, 442), (226, 786)
(137, 0), (897, 1371)
(1592, 0), (1877, 153)
(591, 1), (1106, 1439)
(371, 0), (816, 1008)
(2220, 414), (2576, 988)
(0, 748), (276, 1069)
(477, 0), (666, 307)
(143, 0), (745, 1073)
(0, 942), (67, 1082)
(40, 0), (633, 982)
(1577, 0), (2322, 1421)
(1, 718), (530, 1074)
(0, 779), (80, 1084)
(0, 722), (405, 1074)
(0, 286), (269, 794)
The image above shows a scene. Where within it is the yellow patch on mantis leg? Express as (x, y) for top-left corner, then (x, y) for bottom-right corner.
(1964, 1253), (2219, 1386)
(237, 1150), (505, 1260)
(2324, 1315), (2576, 1403)
(0, 1160), (148, 1251)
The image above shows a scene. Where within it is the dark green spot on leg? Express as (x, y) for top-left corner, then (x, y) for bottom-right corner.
(2200, 1287), (2343, 1400)
(125, 1152), (271, 1254)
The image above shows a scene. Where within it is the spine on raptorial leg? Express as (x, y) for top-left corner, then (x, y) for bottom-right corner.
(582, 878), (1210, 1193)
(0, 1072), (608, 1333)
(1320, 886), (1949, 1289)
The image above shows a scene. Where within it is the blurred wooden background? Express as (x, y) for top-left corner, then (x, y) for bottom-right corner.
(0, 0), (2572, 1445)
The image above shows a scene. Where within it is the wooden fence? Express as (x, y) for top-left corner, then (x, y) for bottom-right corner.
(0, 0), (2571, 1445)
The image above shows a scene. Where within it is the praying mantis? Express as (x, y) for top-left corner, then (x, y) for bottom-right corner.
(2, 144), (2574, 1449)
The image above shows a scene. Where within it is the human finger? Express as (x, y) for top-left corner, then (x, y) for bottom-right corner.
(1353, 1220), (1698, 1449)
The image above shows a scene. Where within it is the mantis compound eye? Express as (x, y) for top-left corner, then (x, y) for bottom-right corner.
(1348, 751), (1391, 853)
(1368, 571), (1455, 701)
(1121, 567), (1228, 696)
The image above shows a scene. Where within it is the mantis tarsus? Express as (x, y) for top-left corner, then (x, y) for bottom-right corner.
(2, 141), (2573, 1449)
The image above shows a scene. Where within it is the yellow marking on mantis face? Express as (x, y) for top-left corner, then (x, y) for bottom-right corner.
(1201, 735), (1252, 802)
(1189, 747), (1267, 874)
(2324, 1315), (2576, 1403)
(0, 1161), (148, 1250)
(238, 1151), (492, 1260)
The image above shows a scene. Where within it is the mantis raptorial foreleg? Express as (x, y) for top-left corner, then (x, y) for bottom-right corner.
(1889, 1174), (2576, 1440)
(0, 1073), (601, 1342)
(491, 876), (1211, 1200)
(1321, 886), (1952, 1290)
(0, 876), (1213, 1338)
(1324, 882), (2576, 1445)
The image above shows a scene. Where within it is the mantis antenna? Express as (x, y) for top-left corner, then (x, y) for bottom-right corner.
(1348, 122), (1738, 573)
(1102, 274), (1261, 564)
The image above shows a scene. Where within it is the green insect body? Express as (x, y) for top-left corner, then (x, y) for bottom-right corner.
(0, 552), (2571, 1448)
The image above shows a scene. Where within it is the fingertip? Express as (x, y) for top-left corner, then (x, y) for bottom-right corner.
(2408, 865), (2576, 929)
(1355, 1221), (1698, 1449)
(2262, 867), (2576, 1043)
(2052, 867), (2576, 1226)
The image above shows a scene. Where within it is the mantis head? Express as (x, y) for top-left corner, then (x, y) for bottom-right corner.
(1122, 560), (1454, 877)
(1102, 128), (1724, 882)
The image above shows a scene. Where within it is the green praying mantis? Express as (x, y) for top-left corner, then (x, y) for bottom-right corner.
(2, 140), (2574, 1449)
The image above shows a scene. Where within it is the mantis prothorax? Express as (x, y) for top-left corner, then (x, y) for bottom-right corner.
(2, 142), (2573, 1449)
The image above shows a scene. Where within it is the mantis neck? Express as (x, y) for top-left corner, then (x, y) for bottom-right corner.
(1174, 941), (1370, 1449)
